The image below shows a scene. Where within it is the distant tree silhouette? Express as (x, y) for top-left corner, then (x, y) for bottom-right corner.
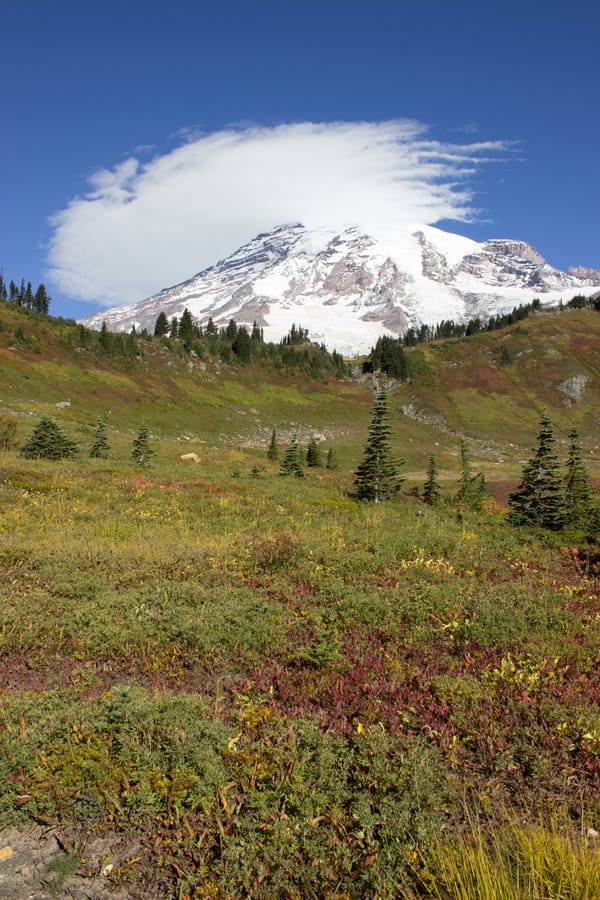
(33, 284), (50, 314)
(306, 436), (323, 467)
(423, 455), (442, 505)
(455, 439), (487, 510)
(564, 426), (593, 529)
(178, 308), (195, 349)
(131, 424), (154, 468)
(267, 429), (278, 461)
(232, 327), (252, 361)
(325, 446), (339, 470)
(89, 418), (110, 458)
(0, 417), (17, 450)
(154, 312), (169, 335)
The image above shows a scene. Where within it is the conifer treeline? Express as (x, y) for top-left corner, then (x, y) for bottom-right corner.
(352, 391), (598, 535)
(0, 293), (350, 380)
(508, 414), (597, 531)
(17, 415), (153, 468)
(150, 311), (350, 378)
(0, 270), (50, 314)
(274, 431), (338, 478)
(364, 295), (599, 378)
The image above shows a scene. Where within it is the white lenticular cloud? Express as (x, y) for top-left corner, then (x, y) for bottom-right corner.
(46, 120), (508, 306)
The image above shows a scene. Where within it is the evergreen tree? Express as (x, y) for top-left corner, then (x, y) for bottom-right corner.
(423, 455), (442, 505)
(225, 319), (238, 340)
(508, 411), (567, 530)
(325, 447), (339, 470)
(564, 426), (593, 529)
(178, 308), (195, 349)
(279, 434), (304, 477)
(98, 321), (112, 354)
(33, 283), (50, 314)
(0, 417), (17, 450)
(128, 329), (140, 355)
(154, 312), (169, 335)
(455, 439), (487, 510)
(131, 424), (154, 468)
(456, 440), (473, 504)
(469, 472), (487, 510)
(403, 327), (417, 347)
(282, 324), (309, 345)
(89, 418), (110, 458)
(306, 436), (323, 467)
(232, 327), (251, 362)
(368, 335), (409, 379)
(267, 429), (278, 461)
(77, 324), (90, 348)
(353, 389), (404, 502)
(19, 416), (77, 460)
(24, 281), (34, 309)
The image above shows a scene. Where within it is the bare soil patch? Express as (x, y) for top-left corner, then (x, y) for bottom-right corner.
(0, 824), (137, 898)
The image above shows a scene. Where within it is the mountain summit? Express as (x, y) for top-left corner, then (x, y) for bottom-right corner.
(80, 223), (600, 354)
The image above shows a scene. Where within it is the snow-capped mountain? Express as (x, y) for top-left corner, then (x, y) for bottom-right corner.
(80, 223), (600, 355)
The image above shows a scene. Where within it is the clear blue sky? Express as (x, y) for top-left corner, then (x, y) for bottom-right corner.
(1, 0), (598, 319)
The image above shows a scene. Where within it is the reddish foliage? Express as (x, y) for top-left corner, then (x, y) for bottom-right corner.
(245, 616), (600, 805)
(570, 336), (600, 352)
(487, 480), (520, 505)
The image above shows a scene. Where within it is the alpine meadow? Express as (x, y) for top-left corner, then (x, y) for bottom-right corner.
(1, 294), (600, 897)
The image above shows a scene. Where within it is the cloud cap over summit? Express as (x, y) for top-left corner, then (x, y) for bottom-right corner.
(47, 120), (509, 307)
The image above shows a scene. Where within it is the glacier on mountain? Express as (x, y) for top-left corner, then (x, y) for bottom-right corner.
(80, 223), (600, 355)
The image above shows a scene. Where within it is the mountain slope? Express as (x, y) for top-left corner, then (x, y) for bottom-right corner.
(397, 307), (600, 453)
(2, 300), (600, 481)
(0, 300), (372, 447)
(80, 223), (600, 354)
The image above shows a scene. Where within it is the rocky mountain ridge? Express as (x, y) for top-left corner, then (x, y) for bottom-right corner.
(81, 223), (600, 354)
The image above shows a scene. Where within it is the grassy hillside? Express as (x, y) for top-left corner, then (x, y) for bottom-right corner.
(0, 303), (372, 446)
(0, 300), (599, 896)
(1, 301), (599, 486)
(401, 308), (600, 452)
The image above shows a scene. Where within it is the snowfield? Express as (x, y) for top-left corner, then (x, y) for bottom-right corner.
(80, 223), (600, 354)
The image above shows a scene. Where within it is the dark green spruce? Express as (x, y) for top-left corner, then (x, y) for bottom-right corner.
(564, 426), (594, 529)
(19, 416), (77, 460)
(423, 454), (442, 505)
(353, 389), (404, 502)
(154, 312), (169, 336)
(306, 436), (323, 468)
(456, 439), (487, 510)
(0, 417), (17, 451)
(267, 429), (278, 461)
(508, 411), (567, 530)
(325, 447), (339, 470)
(131, 424), (154, 468)
(279, 434), (304, 477)
(89, 418), (111, 458)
